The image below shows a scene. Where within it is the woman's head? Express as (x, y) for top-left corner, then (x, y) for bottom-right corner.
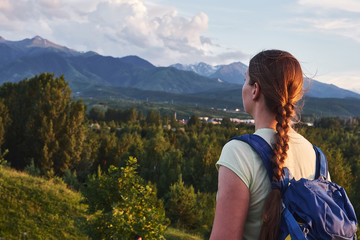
(248, 50), (304, 118)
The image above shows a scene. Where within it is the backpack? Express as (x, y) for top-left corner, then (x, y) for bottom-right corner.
(230, 134), (358, 240)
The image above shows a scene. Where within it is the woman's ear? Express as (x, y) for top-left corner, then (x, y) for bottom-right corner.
(252, 82), (261, 100)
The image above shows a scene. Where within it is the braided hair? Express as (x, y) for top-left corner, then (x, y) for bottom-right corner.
(248, 50), (304, 239)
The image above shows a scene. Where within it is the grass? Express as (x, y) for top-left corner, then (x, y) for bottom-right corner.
(0, 166), (89, 240)
(164, 227), (203, 240)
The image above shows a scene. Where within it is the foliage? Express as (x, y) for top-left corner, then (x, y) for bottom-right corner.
(0, 166), (88, 239)
(0, 149), (9, 168)
(166, 175), (197, 229)
(24, 158), (41, 177)
(0, 73), (86, 175)
(81, 157), (169, 239)
(63, 168), (81, 191)
(165, 176), (216, 236)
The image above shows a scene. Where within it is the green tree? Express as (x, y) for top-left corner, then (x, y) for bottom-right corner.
(0, 73), (86, 175)
(0, 99), (10, 163)
(89, 107), (105, 121)
(123, 108), (138, 122)
(146, 109), (161, 126)
(82, 157), (169, 239)
(187, 115), (201, 128)
(221, 117), (234, 128)
(166, 175), (197, 229)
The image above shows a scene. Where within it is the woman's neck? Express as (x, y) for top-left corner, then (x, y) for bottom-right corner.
(252, 105), (277, 131)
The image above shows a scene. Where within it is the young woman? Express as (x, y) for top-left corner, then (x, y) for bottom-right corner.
(210, 50), (317, 240)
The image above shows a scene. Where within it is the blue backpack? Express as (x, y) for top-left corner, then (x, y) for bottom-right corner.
(231, 134), (358, 240)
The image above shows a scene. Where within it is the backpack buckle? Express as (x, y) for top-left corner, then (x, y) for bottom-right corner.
(303, 227), (309, 238)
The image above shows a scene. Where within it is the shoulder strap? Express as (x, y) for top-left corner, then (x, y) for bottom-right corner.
(313, 146), (328, 180)
(230, 134), (274, 182)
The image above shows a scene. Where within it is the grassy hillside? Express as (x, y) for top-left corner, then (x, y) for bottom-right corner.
(0, 166), (89, 239)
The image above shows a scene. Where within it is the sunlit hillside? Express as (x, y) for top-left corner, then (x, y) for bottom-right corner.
(0, 166), (89, 239)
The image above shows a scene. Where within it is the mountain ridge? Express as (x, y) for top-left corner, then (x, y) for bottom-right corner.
(0, 36), (359, 100)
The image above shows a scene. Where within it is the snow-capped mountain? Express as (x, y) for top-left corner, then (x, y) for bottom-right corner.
(171, 61), (248, 84)
(170, 62), (222, 77)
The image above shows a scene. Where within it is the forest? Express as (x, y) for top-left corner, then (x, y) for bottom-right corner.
(0, 73), (359, 239)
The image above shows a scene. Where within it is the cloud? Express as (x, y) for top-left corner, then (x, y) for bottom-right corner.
(293, 0), (360, 43)
(301, 18), (360, 42)
(298, 0), (360, 13)
(0, 0), (246, 65)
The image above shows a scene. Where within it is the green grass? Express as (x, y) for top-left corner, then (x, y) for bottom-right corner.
(0, 166), (89, 240)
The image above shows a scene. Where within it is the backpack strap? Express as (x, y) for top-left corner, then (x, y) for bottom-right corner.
(230, 134), (274, 182)
(230, 134), (293, 192)
(313, 146), (328, 180)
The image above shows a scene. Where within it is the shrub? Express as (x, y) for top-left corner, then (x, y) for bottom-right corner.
(82, 157), (169, 239)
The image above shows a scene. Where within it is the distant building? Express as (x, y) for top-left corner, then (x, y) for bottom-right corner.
(240, 119), (255, 124)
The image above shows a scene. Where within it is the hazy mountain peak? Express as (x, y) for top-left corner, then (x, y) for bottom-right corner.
(27, 36), (73, 52)
(0, 36), (5, 42)
(119, 55), (155, 69)
(170, 62), (221, 77)
(30, 36), (50, 47)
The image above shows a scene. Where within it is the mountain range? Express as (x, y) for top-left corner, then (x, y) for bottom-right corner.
(0, 36), (238, 95)
(1, 36), (360, 116)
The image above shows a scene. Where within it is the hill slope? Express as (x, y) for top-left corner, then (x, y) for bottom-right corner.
(0, 166), (89, 239)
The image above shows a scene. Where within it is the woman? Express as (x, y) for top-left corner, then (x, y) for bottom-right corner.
(210, 50), (317, 239)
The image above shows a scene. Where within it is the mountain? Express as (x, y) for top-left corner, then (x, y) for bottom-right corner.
(304, 80), (360, 99)
(209, 62), (247, 84)
(0, 36), (360, 102)
(0, 36), (79, 65)
(171, 62), (360, 99)
(0, 36), (236, 94)
(170, 62), (221, 77)
(119, 55), (155, 69)
(171, 62), (247, 84)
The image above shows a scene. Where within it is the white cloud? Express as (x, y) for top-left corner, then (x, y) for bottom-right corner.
(293, 0), (360, 43)
(301, 18), (360, 42)
(0, 0), (246, 65)
(298, 0), (360, 13)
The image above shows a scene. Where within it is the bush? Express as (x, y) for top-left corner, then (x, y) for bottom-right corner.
(82, 157), (169, 239)
(166, 176), (216, 237)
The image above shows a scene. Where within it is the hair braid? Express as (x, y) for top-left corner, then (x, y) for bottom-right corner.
(273, 104), (291, 181)
(259, 103), (293, 239)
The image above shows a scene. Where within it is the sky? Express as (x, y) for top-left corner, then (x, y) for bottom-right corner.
(0, 0), (360, 92)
